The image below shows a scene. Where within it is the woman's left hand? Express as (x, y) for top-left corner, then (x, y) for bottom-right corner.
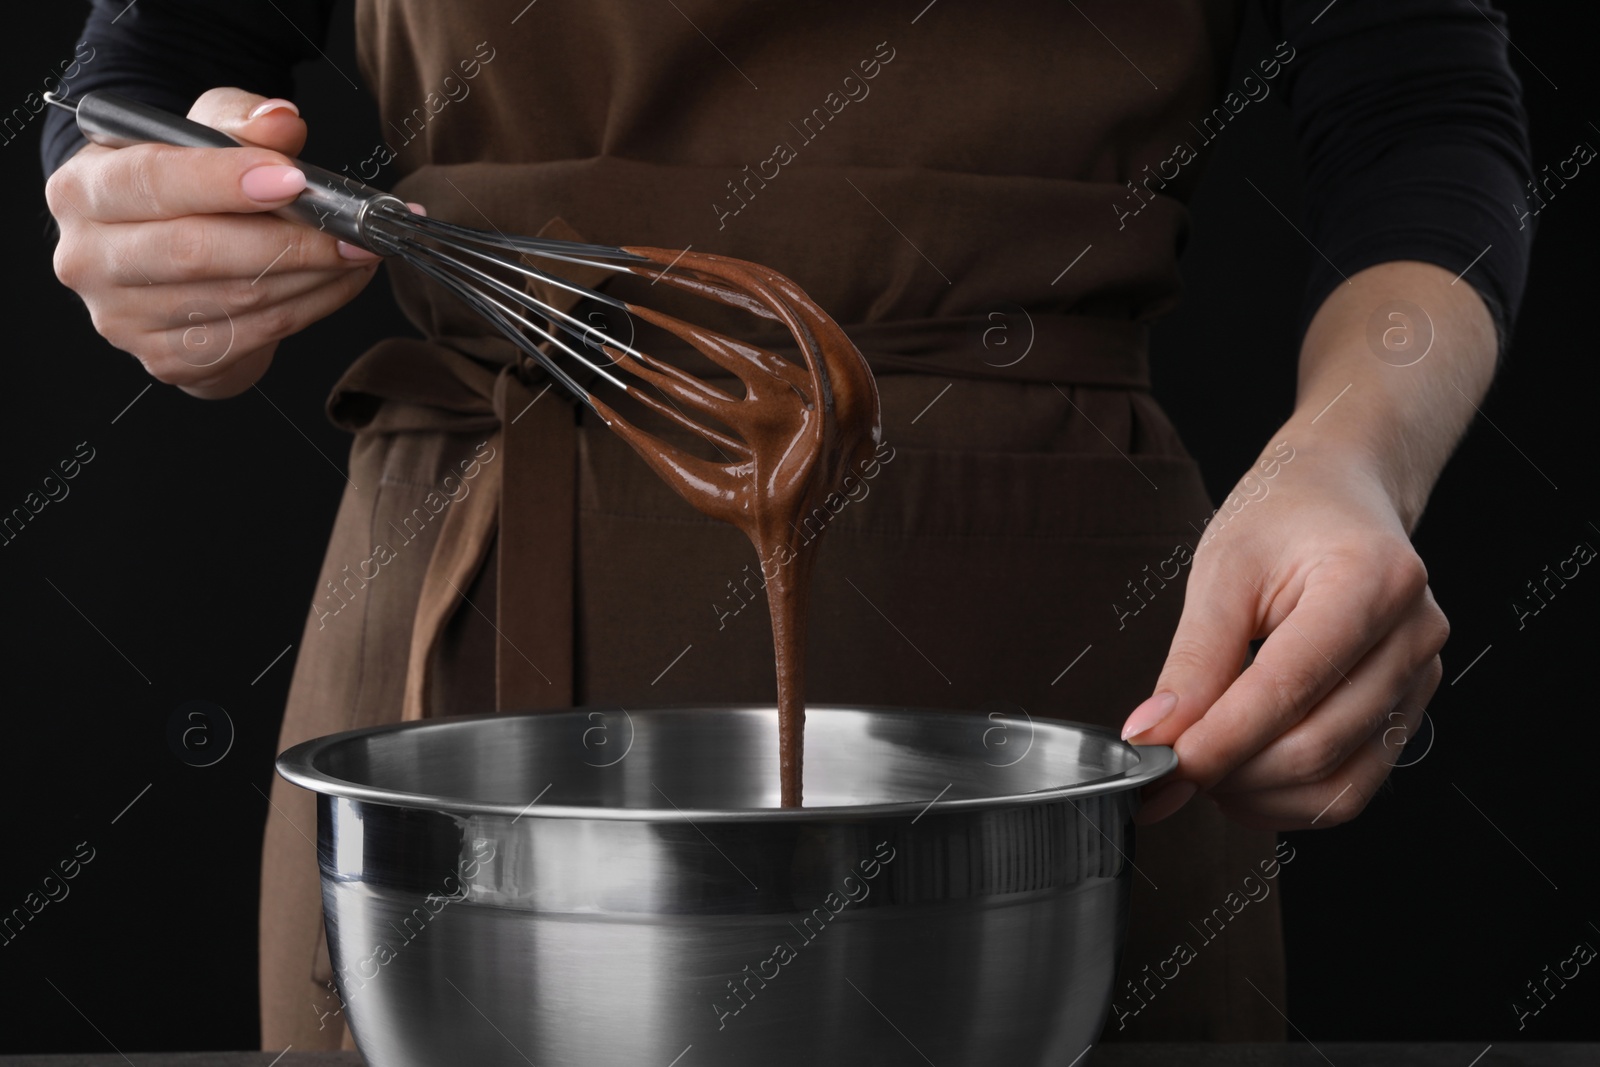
(1120, 436), (1450, 830)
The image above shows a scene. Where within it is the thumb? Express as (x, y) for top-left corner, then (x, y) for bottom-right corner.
(188, 87), (309, 157)
(1121, 557), (1257, 748)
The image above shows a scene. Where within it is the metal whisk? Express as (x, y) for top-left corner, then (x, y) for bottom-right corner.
(47, 89), (792, 432)
(364, 202), (659, 411)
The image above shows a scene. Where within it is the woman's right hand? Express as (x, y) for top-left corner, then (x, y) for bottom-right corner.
(45, 87), (382, 398)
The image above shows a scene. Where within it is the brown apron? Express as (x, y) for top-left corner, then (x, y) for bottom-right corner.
(262, 0), (1286, 1048)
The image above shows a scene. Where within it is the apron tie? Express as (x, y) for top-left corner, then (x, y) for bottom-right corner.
(332, 218), (604, 722)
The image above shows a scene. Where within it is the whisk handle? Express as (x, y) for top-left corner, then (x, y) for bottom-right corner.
(64, 89), (403, 252)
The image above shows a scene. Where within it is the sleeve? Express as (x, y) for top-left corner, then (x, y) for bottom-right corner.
(39, 0), (338, 178)
(1259, 0), (1537, 353)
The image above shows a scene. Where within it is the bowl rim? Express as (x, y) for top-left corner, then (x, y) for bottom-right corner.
(274, 704), (1178, 822)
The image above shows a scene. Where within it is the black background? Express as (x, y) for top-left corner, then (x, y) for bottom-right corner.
(1, 0), (1595, 1054)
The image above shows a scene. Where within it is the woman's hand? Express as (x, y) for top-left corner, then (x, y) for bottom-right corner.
(45, 87), (381, 398)
(1122, 259), (1498, 830)
(1122, 440), (1449, 829)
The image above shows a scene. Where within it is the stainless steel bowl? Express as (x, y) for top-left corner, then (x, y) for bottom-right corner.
(276, 705), (1175, 1066)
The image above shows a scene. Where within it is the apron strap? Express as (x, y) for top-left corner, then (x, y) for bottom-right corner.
(493, 370), (573, 710)
(401, 427), (504, 722)
(390, 216), (604, 720)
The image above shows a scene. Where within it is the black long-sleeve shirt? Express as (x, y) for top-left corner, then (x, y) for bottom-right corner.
(39, 0), (1537, 349)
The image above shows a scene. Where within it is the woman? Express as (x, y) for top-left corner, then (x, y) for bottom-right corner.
(41, 0), (1533, 1047)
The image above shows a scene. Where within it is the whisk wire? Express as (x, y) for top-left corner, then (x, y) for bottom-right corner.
(419, 238), (651, 366)
(398, 248), (596, 406)
(376, 207), (648, 270)
(366, 205), (664, 412)
(371, 206), (646, 287)
(401, 238), (633, 387)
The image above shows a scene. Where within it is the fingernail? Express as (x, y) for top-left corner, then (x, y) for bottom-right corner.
(1121, 691), (1179, 740)
(248, 99), (300, 120)
(405, 201), (428, 217)
(1135, 780), (1198, 825)
(241, 164), (307, 202)
(337, 241), (381, 262)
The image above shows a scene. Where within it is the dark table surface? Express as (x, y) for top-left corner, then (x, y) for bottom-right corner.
(1, 1047), (1593, 1066)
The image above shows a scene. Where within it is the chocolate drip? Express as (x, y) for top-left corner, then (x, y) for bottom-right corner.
(584, 247), (881, 806)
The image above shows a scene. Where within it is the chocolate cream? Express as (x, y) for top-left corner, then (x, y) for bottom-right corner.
(583, 247), (881, 806)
